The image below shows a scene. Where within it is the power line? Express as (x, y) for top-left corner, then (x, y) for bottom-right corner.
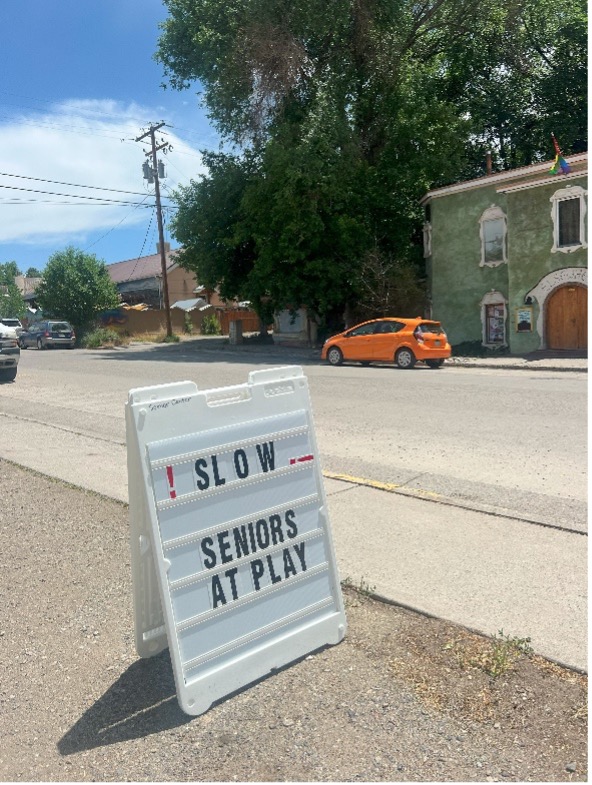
(0, 200), (155, 206)
(0, 183), (175, 206)
(0, 112), (137, 142)
(137, 209), (156, 261)
(84, 196), (151, 252)
(0, 170), (150, 196)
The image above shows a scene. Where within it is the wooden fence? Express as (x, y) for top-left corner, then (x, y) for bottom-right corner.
(216, 310), (263, 334)
(100, 307), (263, 336)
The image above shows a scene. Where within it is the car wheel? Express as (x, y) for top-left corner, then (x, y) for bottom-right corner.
(426, 359), (444, 369)
(19, 338), (27, 349)
(37, 337), (44, 350)
(0, 367), (17, 382)
(395, 347), (416, 369)
(326, 347), (344, 366)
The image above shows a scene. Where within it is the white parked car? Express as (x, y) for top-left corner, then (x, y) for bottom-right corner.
(0, 323), (20, 382)
(0, 317), (23, 336)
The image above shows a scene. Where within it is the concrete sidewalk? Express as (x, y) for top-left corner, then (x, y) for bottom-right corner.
(446, 350), (587, 373)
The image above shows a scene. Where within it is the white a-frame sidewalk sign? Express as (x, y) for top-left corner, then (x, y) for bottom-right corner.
(125, 366), (346, 715)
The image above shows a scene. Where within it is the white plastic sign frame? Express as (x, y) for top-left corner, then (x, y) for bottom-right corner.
(125, 366), (346, 715)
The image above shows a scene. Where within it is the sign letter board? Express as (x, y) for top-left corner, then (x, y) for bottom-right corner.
(125, 366), (346, 715)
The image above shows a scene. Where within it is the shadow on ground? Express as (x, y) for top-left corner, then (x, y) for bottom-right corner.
(58, 651), (187, 753)
(86, 338), (322, 367)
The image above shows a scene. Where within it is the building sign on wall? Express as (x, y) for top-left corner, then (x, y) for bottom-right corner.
(125, 367), (346, 716)
(516, 306), (533, 332)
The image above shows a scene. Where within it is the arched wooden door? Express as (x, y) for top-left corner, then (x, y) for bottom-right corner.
(546, 285), (587, 349)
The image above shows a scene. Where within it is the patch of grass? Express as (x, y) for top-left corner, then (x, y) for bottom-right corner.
(468, 629), (533, 678)
(442, 628), (534, 679)
(131, 331), (180, 343)
(81, 328), (128, 349)
(342, 576), (376, 597)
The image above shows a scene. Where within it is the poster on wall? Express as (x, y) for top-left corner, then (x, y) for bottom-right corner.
(516, 307), (533, 332)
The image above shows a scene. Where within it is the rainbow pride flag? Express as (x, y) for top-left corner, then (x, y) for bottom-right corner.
(549, 134), (571, 174)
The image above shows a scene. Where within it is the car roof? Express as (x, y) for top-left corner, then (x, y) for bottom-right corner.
(349, 316), (439, 328)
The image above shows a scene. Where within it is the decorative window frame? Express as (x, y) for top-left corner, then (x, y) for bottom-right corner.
(550, 185), (587, 254)
(479, 290), (508, 348)
(422, 222), (432, 257)
(479, 205), (507, 267)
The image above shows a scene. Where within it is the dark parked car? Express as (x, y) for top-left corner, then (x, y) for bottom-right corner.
(19, 320), (76, 350)
(0, 323), (20, 381)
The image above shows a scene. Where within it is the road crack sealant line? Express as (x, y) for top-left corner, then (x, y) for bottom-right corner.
(323, 471), (587, 538)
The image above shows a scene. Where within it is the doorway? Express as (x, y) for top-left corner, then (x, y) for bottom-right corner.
(545, 285), (587, 349)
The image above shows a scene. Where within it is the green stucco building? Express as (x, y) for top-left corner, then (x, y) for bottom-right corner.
(422, 153), (587, 354)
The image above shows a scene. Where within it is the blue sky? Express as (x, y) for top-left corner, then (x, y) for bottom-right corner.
(0, 0), (216, 272)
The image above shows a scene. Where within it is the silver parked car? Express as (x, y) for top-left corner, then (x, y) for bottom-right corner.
(0, 323), (20, 381)
(19, 320), (76, 350)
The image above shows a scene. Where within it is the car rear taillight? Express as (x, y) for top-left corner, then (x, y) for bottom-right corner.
(44, 331), (50, 337)
(413, 327), (424, 344)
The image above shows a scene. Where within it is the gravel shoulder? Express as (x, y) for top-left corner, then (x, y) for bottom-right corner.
(0, 460), (586, 782)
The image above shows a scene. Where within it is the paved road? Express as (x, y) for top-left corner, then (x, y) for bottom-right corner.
(0, 341), (587, 668)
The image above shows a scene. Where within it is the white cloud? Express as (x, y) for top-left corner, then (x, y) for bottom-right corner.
(0, 100), (206, 246)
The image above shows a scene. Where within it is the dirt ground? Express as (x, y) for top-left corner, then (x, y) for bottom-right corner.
(0, 460), (587, 782)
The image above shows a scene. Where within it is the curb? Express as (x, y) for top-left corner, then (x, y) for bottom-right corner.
(446, 359), (587, 372)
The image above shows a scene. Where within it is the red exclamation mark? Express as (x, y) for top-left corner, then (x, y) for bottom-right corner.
(166, 465), (177, 499)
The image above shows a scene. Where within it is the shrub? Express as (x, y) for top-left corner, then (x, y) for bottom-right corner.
(183, 312), (194, 334)
(201, 313), (222, 335)
(81, 328), (126, 349)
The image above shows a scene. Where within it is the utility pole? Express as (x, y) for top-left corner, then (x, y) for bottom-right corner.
(136, 122), (173, 338)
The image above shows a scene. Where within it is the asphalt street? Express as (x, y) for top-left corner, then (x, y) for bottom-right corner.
(0, 340), (587, 669)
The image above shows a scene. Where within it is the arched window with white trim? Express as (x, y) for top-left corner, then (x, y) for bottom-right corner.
(479, 205), (507, 267)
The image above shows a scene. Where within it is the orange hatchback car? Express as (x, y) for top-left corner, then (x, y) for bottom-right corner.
(321, 317), (452, 369)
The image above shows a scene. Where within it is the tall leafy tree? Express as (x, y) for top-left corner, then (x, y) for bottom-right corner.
(158, 0), (586, 322)
(35, 247), (119, 336)
(172, 151), (258, 303)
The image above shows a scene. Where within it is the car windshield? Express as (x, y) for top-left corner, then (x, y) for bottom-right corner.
(1, 319), (20, 327)
(50, 323), (70, 332)
(417, 322), (443, 335)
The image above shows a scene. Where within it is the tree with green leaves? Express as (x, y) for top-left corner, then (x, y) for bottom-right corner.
(35, 247), (120, 337)
(157, 0), (586, 325)
(0, 262), (25, 319)
(25, 267), (42, 278)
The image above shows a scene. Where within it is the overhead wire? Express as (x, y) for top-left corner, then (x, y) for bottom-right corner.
(0, 183), (175, 207)
(0, 112), (138, 142)
(84, 194), (152, 252)
(0, 170), (150, 196)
